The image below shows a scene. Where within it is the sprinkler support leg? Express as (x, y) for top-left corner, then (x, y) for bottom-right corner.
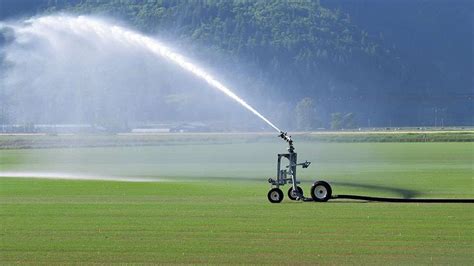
(267, 131), (311, 203)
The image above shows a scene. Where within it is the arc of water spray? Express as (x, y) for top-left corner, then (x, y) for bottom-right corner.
(144, 40), (282, 132)
(68, 16), (282, 133)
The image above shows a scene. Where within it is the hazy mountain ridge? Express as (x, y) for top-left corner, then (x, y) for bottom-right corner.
(0, 0), (471, 128)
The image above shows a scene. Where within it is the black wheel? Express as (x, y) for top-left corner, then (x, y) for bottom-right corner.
(310, 181), (332, 202)
(267, 188), (284, 203)
(287, 186), (304, 200)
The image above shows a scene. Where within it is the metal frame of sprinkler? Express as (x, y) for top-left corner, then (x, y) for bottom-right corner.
(267, 131), (332, 203)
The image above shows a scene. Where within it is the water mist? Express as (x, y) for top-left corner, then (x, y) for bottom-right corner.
(0, 15), (281, 132)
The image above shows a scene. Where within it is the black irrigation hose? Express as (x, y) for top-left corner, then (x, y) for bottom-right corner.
(332, 194), (474, 203)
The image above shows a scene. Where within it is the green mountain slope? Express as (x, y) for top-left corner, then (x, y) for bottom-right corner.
(0, 0), (471, 128)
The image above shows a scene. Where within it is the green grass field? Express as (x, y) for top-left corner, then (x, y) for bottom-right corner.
(1, 136), (473, 264)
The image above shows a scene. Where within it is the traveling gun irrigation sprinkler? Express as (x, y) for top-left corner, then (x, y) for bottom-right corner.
(266, 131), (474, 204)
(267, 131), (332, 203)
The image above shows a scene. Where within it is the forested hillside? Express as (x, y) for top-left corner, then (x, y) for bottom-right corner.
(0, 0), (472, 128)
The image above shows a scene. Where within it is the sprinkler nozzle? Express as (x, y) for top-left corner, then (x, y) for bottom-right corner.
(279, 131), (292, 144)
(279, 131), (295, 152)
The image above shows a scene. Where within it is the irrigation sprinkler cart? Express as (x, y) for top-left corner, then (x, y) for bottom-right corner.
(266, 133), (474, 204)
(267, 132), (332, 203)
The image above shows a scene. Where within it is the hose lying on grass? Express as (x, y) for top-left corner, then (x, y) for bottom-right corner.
(331, 195), (474, 203)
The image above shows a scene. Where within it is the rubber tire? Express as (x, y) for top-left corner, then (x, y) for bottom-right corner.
(287, 186), (304, 200)
(310, 181), (332, 202)
(267, 188), (284, 203)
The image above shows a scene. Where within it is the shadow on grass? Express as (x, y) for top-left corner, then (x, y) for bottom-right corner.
(331, 181), (420, 199)
(207, 177), (421, 199)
